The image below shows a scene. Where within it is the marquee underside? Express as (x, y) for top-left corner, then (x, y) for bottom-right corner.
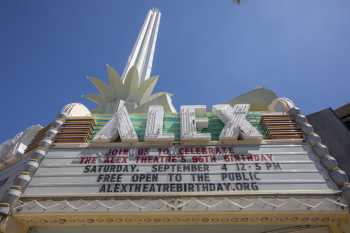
(30, 224), (331, 233)
(14, 210), (348, 233)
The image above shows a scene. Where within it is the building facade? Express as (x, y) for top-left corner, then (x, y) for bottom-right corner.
(1, 9), (350, 233)
(307, 103), (350, 182)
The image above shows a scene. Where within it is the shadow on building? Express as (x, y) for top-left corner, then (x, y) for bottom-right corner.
(307, 103), (350, 176)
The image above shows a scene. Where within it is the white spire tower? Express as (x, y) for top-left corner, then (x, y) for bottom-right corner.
(122, 8), (161, 85)
(85, 8), (176, 114)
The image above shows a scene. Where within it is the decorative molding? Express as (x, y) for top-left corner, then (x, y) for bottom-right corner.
(61, 103), (91, 117)
(14, 211), (349, 227)
(14, 196), (347, 214)
(0, 203), (10, 216)
(0, 125), (43, 171)
(261, 115), (303, 140)
(54, 117), (95, 144)
(288, 105), (350, 204)
(268, 97), (296, 112)
(0, 216), (28, 233)
(0, 112), (66, 218)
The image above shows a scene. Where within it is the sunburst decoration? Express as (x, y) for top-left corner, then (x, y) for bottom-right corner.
(84, 65), (176, 114)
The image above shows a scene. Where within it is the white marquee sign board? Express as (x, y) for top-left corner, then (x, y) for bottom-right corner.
(23, 144), (339, 197)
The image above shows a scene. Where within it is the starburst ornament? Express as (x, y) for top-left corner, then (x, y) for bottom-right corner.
(84, 65), (176, 114)
(85, 9), (176, 114)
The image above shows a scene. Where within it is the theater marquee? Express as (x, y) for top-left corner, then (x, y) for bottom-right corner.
(22, 144), (338, 197)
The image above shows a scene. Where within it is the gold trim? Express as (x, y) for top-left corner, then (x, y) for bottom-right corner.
(15, 211), (349, 227)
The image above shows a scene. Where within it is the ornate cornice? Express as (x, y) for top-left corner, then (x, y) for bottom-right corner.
(14, 211), (349, 227)
(15, 196), (347, 214)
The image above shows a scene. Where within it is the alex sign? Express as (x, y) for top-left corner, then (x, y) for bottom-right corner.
(93, 104), (262, 143)
(23, 144), (338, 197)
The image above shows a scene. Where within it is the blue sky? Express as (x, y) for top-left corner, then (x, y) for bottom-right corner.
(1, 0), (349, 142)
